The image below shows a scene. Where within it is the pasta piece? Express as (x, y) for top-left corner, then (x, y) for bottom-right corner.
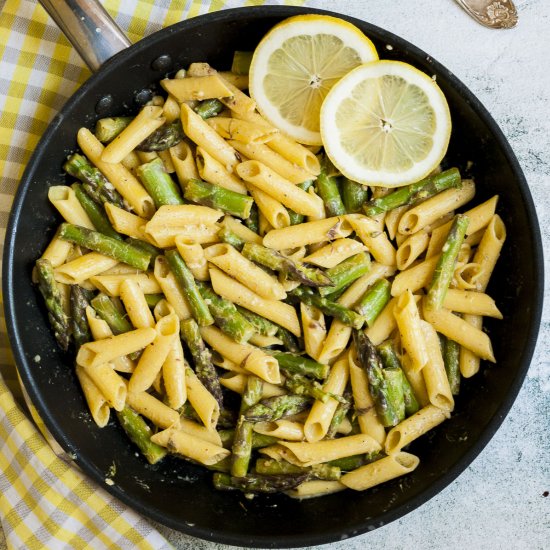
(195, 147), (248, 194)
(347, 214), (397, 266)
(153, 256), (193, 320)
(400, 353), (430, 408)
(207, 117), (278, 144)
(48, 186), (94, 229)
(120, 279), (155, 329)
(144, 222), (220, 248)
(185, 367), (220, 430)
(179, 418), (222, 446)
(175, 236), (209, 281)
(220, 215), (262, 244)
(303, 238), (366, 269)
(300, 303), (326, 362)
(170, 141), (199, 187)
(253, 420), (305, 441)
(364, 297), (398, 346)
(246, 184), (290, 229)
(55, 253), (119, 285)
(286, 480), (346, 499)
(40, 229), (73, 268)
(459, 314), (483, 378)
(442, 289), (502, 318)
(126, 391), (180, 429)
(391, 256), (438, 297)
(396, 231), (430, 271)
(219, 373), (285, 398)
(104, 203), (147, 240)
(81, 362), (126, 411)
(160, 74), (233, 102)
(75, 365), (110, 428)
(89, 272), (161, 297)
(162, 338), (187, 411)
(146, 204), (223, 228)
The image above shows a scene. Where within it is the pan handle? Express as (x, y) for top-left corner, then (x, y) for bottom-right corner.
(38, 0), (131, 72)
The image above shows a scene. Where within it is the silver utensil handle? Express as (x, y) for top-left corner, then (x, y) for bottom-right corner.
(38, 0), (131, 72)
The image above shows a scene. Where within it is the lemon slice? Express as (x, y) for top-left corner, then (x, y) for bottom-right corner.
(320, 60), (452, 187)
(249, 15), (378, 145)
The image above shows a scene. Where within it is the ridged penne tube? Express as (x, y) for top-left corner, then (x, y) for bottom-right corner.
(121, 150), (141, 170)
(347, 214), (397, 266)
(170, 141), (199, 187)
(420, 321), (455, 412)
(384, 205), (409, 241)
(248, 334), (284, 347)
(147, 204), (223, 229)
(400, 353), (430, 408)
(459, 314), (483, 378)
(237, 160), (324, 217)
(75, 365), (110, 428)
(151, 427), (230, 466)
(104, 203), (147, 240)
(48, 186), (94, 228)
(218, 71), (248, 90)
(453, 262), (483, 290)
(253, 420), (305, 441)
(396, 232), (430, 271)
(217, 76), (256, 114)
(348, 348), (386, 445)
(394, 291), (429, 373)
(81, 362), (127, 411)
(200, 325), (280, 384)
(341, 452), (420, 491)
(128, 313), (180, 393)
(159, 149), (177, 173)
(101, 106), (165, 164)
(263, 216), (353, 250)
(277, 433), (382, 467)
(229, 140), (313, 184)
(160, 74), (232, 102)
(126, 391), (180, 429)
(442, 289), (502, 318)
(213, 356), (248, 374)
(304, 356), (349, 442)
(286, 480), (346, 499)
(89, 273), (161, 297)
(247, 184), (290, 229)
(303, 238), (366, 269)
(205, 243), (286, 300)
(207, 117), (278, 144)
(76, 327), (156, 368)
(144, 223), (220, 248)
(54, 253), (119, 285)
(163, 338), (187, 410)
(391, 256), (438, 297)
(179, 418), (222, 446)
(185, 367), (220, 430)
(195, 147), (247, 194)
(219, 373), (286, 398)
(180, 104), (239, 172)
(398, 179), (476, 235)
(120, 279), (155, 329)
(77, 128), (155, 218)
(175, 236), (209, 281)
(422, 302), (495, 362)
(153, 256), (192, 320)
(301, 303), (326, 362)
(364, 297), (397, 346)
(385, 405), (450, 454)
(162, 94), (180, 123)
(210, 266), (301, 337)
(220, 215), (262, 244)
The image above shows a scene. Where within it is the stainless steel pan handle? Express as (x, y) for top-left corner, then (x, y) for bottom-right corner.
(38, 0), (131, 72)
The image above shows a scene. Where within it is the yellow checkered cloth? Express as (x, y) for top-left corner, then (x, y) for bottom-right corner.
(0, 0), (305, 548)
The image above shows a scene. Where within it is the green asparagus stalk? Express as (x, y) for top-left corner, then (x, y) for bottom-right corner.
(124, 237), (161, 267)
(443, 336), (461, 395)
(95, 116), (133, 143)
(326, 389), (353, 438)
(242, 242), (332, 287)
(282, 371), (331, 402)
(245, 394), (312, 422)
(319, 252), (371, 297)
(255, 458), (341, 480)
(58, 223), (152, 271)
(353, 330), (401, 427)
(354, 278), (392, 327)
(328, 452), (380, 471)
(341, 178), (369, 213)
(213, 472), (309, 493)
(425, 214), (470, 310)
(64, 153), (125, 208)
(72, 183), (122, 241)
(277, 326), (301, 353)
(363, 167), (462, 217)
(144, 294), (163, 308)
(35, 259), (71, 351)
(231, 375), (263, 477)
(288, 180), (314, 225)
(235, 306), (279, 337)
(184, 178), (253, 219)
(194, 98), (224, 119)
(180, 318), (222, 405)
(289, 287), (365, 330)
(217, 226), (246, 250)
(219, 429), (278, 450)
(316, 159), (346, 216)
(244, 203), (260, 234)
(69, 285), (93, 348)
(271, 351), (330, 380)
(136, 157), (184, 207)
(197, 283), (255, 343)
(116, 406), (167, 464)
(231, 51), (253, 75)
(164, 250), (214, 326)
(136, 120), (184, 151)
(91, 293), (133, 335)
(382, 368), (406, 424)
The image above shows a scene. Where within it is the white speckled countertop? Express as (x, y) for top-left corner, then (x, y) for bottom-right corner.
(1, 0), (549, 548)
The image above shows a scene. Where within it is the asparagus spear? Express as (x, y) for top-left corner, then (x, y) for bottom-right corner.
(64, 153), (125, 208)
(276, 326), (301, 353)
(353, 330), (402, 427)
(124, 237), (161, 267)
(443, 335), (461, 396)
(136, 120), (184, 151)
(363, 167), (462, 217)
(164, 250), (214, 326)
(217, 226), (246, 251)
(382, 368), (406, 424)
(326, 389), (353, 438)
(242, 242), (332, 288)
(328, 452), (380, 471)
(213, 472), (309, 493)
(116, 406), (167, 464)
(180, 318), (223, 406)
(289, 287), (365, 330)
(425, 214), (470, 310)
(282, 371), (332, 402)
(58, 223), (152, 271)
(194, 98), (224, 119)
(95, 116), (133, 143)
(354, 278), (392, 327)
(235, 306), (279, 337)
(197, 282), (255, 343)
(184, 178), (253, 219)
(35, 259), (71, 351)
(245, 394), (312, 422)
(231, 375), (263, 477)
(219, 429), (278, 450)
(316, 158), (346, 216)
(271, 351), (330, 380)
(244, 203), (260, 234)
(135, 157), (184, 207)
(319, 252), (371, 297)
(69, 285), (93, 348)
(144, 294), (163, 308)
(255, 458), (341, 480)
(288, 180), (314, 225)
(341, 178), (369, 213)
(91, 293), (133, 335)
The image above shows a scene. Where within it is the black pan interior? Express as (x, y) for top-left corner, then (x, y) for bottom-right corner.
(2, 6), (543, 548)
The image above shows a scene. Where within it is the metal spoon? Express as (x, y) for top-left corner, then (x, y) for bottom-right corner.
(454, 0), (518, 29)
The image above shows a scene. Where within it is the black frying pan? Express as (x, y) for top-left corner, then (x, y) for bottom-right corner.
(2, 3), (543, 548)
